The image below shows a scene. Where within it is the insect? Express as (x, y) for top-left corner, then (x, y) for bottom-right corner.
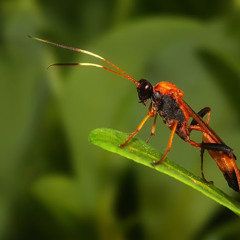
(30, 36), (240, 192)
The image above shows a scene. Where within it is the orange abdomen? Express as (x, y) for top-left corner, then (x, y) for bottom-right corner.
(203, 133), (240, 192)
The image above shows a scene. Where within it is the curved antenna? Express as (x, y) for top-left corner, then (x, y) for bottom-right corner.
(48, 63), (137, 82)
(29, 35), (139, 87)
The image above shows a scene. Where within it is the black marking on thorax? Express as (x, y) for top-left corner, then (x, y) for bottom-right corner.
(157, 95), (185, 126)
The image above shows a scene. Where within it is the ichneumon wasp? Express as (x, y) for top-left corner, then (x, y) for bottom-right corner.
(29, 36), (240, 192)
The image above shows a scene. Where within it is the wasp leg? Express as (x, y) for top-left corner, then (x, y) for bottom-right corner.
(200, 143), (236, 184)
(200, 147), (214, 184)
(190, 107), (213, 183)
(190, 107), (211, 126)
(152, 120), (178, 166)
(120, 105), (155, 148)
(187, 107), (212, 147)
(146, 114), (157, 143)
(201, 143), (236, 159)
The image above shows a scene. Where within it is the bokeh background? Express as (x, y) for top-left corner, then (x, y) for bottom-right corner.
(1, 0), (240, 239)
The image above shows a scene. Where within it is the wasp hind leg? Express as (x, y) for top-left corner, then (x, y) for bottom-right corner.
(200, 143), (236, 185)
(201, 143), (235, 158)
(190, 107), (211, 126)
(190, 107), (213, 184)
(200, 147), (214, 184)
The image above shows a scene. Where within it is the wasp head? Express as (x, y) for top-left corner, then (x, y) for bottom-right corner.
(137, 79), (153, 105)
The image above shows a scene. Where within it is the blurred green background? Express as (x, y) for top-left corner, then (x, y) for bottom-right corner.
(1, 0), (240, 239)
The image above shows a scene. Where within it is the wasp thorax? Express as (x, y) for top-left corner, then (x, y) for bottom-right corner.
(137, 79), (153, 105)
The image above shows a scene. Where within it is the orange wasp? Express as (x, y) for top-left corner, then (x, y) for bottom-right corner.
(30, 36), (240, 192)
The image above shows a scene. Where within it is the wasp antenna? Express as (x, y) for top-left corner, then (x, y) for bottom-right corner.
(29, 35), (139, 86)
(48, 62), (138, 83)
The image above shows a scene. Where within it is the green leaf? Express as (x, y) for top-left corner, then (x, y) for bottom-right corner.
(89, 128), (240, 215)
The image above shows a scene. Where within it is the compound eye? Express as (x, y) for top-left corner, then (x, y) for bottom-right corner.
(143, 82), (151, 93)
(137, 79), (153, 103)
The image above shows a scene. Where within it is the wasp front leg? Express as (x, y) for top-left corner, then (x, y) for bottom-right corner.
(146, 114), (158, 143)
(120, 104), (156, 148)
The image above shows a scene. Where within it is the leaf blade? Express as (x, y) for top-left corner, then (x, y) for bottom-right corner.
(89, 128), (240, 215)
